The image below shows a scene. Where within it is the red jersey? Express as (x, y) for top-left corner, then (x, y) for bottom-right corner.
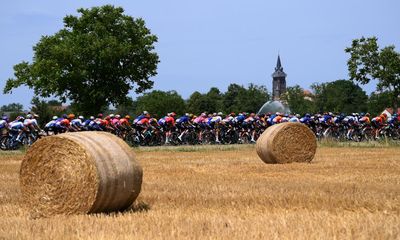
(137, 118), (149, 125)
(165, 116), (175, 126)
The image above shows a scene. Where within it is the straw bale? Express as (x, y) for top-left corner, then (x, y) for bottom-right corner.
(20, 132), (143, 217)
(256, 122), (317, 164)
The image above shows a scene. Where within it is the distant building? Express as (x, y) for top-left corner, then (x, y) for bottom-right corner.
(272, 55), (287, 101)
(257, 55), (290, 115)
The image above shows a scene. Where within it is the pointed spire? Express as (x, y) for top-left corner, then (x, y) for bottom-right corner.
(275, 54), (282, 71)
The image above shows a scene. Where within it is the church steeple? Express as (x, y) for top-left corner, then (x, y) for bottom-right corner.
(276, 54), (282, 71)
(272, 55), (287, 101)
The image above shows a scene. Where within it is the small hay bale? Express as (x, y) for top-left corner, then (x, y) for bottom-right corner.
(20, 132), (143, 217)
(256, 122), (317, 164)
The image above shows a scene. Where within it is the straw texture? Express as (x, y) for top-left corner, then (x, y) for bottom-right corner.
(256, 122), (317, 164)
(20, 132), (142, 217)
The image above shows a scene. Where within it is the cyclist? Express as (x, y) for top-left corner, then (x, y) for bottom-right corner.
(0, 116), (9, 136)
(9, 116), (26, 142)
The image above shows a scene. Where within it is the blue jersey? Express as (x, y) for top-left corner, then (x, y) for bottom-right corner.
(176, 116), (189, 124)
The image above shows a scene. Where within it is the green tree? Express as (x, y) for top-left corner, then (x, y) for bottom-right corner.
(30, 97), (66, 126)
(4, 5), (159, 115)
(135, 90), (185, 117)
(367, 91), (392, 116)
(0, 103), (23, 113)
(0, 103), (24, 120)
(281, 85), (316, 115)
(312, 80), (368, 114)
(345, 37), (400, 109)
(223, 83), (269, 113)
(186, 91), (208, 114)
(114, 97), (137, 117)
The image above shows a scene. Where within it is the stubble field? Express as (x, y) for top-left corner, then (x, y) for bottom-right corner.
(0, 144), (399, 239)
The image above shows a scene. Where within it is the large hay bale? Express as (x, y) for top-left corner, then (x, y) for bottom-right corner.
(20, 131), (143, 217)
(256, 122), (317, 164)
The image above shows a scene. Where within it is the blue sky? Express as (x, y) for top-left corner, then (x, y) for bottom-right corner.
(1, 0), (399, 109)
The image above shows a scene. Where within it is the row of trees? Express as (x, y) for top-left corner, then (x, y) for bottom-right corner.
(1, 80), (394, 125)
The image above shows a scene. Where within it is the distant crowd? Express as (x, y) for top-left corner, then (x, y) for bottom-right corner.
(1, 111), (399, 150)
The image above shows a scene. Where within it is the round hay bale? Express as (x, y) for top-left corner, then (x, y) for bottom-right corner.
(256, 122), (317, 164)
(20, 131), (143, 217)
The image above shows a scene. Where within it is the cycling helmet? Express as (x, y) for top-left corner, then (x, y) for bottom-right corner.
(217, 112), (223, 116)
(17, 116), (25, 121)
(2, 116), (9, 121)
(109, 114), (115, 118)
(98, 113), (103, 118)
(90, 116), (95, 120)
(62, 114), (68, 119)
(52, 116), (58, 120)
(68, 114), (75, 119)
(171, 112), (176, 117)
(26, 114), (33, 119)
(125, 115), (131, 119)
(78, 116), (84, 120)
(115, 114), (121, 119)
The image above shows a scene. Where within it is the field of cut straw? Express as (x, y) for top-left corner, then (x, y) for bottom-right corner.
(0, 144), (399, 239)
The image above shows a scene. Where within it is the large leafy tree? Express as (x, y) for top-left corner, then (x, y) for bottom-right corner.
(4, 5), (159, 114)
(186, 90), (223, 115)
(135, 90), (185, 118)
(345, 37), (400, 110)
(311, 80), (368, 114)
(223, 83), (269, 113)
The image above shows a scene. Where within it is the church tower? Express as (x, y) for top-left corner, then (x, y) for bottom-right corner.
(272, 55), (287, 101)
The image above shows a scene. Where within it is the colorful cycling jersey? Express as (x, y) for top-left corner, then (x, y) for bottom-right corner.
(57, 119), (70, 127)
(289, 117), (299, 122)
(210, 116), (222, 123)
(222, 116), (234, 124)
(176, 116), (190, 125)
(344, 116), (357, 124)
(10, 121), (24, 130)
(45, 120), (57, 128)
(165, 116), (175, 125)
(359, 116), (370, 124)
(71, 118), (83, 127)
(149, 118), (158, 126)
(133, 115), (146, 124)
(118, 118), (130, 127)
(193, 116), (206, 124)
(388, 116), (398, 124)
(372, 116), (384, 124)
(234, 115), (245, 123)
(244, 117), (254, 123)
(272, 115), (282, 124)
(137, 118), (149, 125)
(24, 119), (38, 127)
(322, 115), (333, 123)
(300, 116), (311, 124)
(158, 117), (166, 126)
(0, 120), (7, 129)
(111, 118), (119, 126)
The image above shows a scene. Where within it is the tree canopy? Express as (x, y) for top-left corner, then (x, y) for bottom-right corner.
(281, 85), (316, 115)
(4, 5), (159, 115)
(311, 80), (368, 114)
(135, 90), (185, 118)
(345, 37), (400, 109)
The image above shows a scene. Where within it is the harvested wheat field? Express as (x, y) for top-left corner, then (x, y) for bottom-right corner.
(0, 144), (399, 239)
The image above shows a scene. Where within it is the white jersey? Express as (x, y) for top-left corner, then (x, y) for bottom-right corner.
(0, 120), (7, 128)
(24, 118), (38, 127)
